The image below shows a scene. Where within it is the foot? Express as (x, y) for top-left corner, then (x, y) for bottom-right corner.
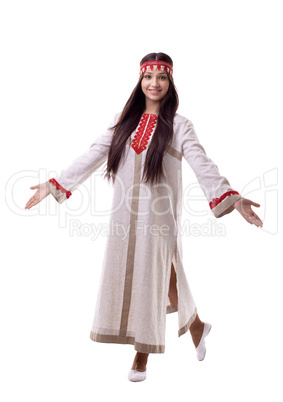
(131, 352), (148, 372)
(195, 322), (212, 361)
(190, 316), (205, 348)
(128, 352), (148, 382)
(128, 367), (147, 382)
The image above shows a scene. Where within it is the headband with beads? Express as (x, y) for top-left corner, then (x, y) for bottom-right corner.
(139, 60), (173, 77)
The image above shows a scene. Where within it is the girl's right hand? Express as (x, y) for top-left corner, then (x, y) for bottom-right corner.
(25, 183), (51, 209)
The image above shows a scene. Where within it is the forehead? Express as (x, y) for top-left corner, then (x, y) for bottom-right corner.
(143, 70), (167, 75)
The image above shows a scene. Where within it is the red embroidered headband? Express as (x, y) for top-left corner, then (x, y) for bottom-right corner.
(139, 60), (173, 77)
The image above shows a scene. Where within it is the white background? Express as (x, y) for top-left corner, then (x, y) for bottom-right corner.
(1, 0), (282, 400)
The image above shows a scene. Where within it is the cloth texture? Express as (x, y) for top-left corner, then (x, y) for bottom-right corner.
(46, 112), (242, 353)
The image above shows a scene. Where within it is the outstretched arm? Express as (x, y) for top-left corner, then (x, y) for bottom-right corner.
(25, 112), (120, 208)
(181, 120), (263, 227)
(182, 120), (242, 218)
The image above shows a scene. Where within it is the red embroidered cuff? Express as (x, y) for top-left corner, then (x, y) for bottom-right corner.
(49, 178), (72, 199)
(209, 191), (239, 210)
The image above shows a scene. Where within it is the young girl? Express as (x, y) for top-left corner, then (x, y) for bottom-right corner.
(25, 52), (263, 382)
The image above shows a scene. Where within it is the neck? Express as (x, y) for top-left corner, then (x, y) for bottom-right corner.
(143, 100), (160, 115)
(143, 111), (159, 115)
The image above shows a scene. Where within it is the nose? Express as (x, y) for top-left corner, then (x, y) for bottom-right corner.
(151, 77), (160, 87)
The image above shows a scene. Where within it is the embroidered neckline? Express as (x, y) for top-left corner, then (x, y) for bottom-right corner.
(49, 178), (72, 199)
(131, 114), (158, 154)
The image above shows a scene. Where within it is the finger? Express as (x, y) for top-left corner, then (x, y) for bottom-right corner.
(25, 197), (38, 209)
(27, 200), (37, 209)
(243, 214), (253, 225)
(254, 216), (263, 227)
(252, 212), (263, 223)
(243, 213), (256, 224)
(25, 200), (32, 208)
(250, 216), (261, 226)
(249, 214), (259, 222)
(251, 202), (260, 207)
(249, 214), (263, 227)
(26, 199), (35, 209)
(254, 220), (263, 228)
(27, 197), (35, 205)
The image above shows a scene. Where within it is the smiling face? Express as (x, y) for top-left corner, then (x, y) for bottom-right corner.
(141, 69), (170, 110)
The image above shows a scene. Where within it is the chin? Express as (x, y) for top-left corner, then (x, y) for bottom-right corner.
(147, 93), (163, 100)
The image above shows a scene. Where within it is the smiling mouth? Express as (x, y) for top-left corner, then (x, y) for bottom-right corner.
(149, 89), (161, 94)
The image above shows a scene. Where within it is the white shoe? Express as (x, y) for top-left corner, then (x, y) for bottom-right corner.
(128, 364), (147, 382)
(195, 322), (212, 361)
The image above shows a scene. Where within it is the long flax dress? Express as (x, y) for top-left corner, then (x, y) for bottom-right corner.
(45, 112), (242, 353)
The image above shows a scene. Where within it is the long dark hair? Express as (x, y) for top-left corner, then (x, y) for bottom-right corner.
(105, 52), (179, 185)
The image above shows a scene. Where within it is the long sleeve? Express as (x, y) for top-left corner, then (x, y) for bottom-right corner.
(181, 120), (242, 218)
(45, 112), (120, 204)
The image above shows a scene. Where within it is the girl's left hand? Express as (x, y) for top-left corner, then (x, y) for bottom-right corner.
(233, 198), (263, 227)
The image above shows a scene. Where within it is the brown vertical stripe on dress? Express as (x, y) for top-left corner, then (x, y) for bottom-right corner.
(119, 152), (142, 337)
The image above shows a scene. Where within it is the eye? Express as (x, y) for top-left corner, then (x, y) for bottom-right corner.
(159, 76), (167, 80)
(144, 75), (151, 79)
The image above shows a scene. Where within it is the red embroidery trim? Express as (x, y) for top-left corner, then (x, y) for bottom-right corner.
(49, 178), (72, 199)
(131, 114), (158, 154)
(209, 191), (239, 209)
(139, 60), (173, 76)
